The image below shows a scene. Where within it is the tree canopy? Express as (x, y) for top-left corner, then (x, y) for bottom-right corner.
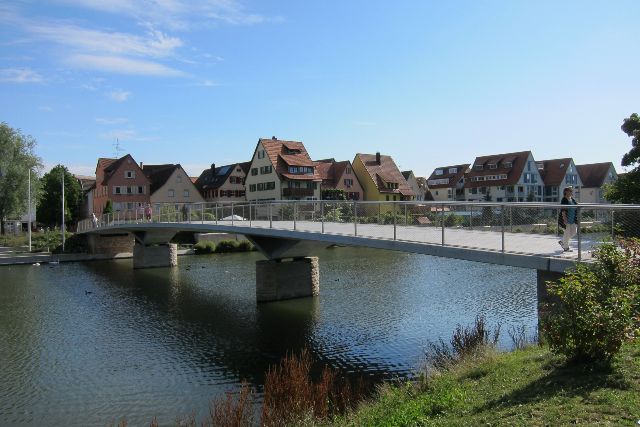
(37, 165), (83, 228)
(0, 123), (43, 234)
(604, 113), (640, 203)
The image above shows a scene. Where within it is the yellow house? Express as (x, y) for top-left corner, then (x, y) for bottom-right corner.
(352, 152), (415, 207)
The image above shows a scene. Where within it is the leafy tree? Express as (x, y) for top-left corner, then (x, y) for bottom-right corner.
(103, 199), (114, 215)
(37, 165), (82, 228)
(0, 123), (43, 234)
(604, 113), (640, 203)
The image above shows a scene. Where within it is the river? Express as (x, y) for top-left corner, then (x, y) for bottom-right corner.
(0, 247), (537, 426)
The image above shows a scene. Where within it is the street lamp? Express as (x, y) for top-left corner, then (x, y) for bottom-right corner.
(28, 168), (31, 252)
(61, 171), (65, 252)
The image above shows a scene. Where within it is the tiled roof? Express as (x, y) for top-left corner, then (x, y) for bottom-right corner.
(426, 164), (469, 189)
(355, 153), (414, 196)
(314, 160), (335, 186)
(258, 138), (321, 182)
(142, 164), (181, 194)
(239, 161), (252, 175)
(465, 151), (531, 188)
(538, 158), (572, 186)
(98, 154), (143, 185)
(195, 162), (243, 190)
(576, 162), (615, 187)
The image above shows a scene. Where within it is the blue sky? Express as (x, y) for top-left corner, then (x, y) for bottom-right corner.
(1, 1), (638, 178)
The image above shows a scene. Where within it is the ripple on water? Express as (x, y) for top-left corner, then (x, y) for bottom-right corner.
(0, 249), (538, 425)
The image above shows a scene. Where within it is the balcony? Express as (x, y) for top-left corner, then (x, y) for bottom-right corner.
(282, 188), (315, 198)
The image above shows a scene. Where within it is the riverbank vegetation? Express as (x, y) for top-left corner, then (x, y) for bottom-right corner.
(193, 239), (255, 255)
(0, 229), (86, 253)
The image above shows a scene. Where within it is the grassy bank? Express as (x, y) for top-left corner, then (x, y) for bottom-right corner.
(335, 340), (640, 426)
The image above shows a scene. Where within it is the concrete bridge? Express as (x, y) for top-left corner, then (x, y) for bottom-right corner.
(77, 200), (638, 303)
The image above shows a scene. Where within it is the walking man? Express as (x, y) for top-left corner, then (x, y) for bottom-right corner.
(559, 186), (578, 252)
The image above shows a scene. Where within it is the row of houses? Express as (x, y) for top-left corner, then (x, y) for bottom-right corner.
(427, 151), (618, 204)
(81, 138), (618, 218)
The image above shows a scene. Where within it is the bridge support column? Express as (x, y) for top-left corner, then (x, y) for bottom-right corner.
(256, 256), (319, 302)
(133, 243), (178, 269)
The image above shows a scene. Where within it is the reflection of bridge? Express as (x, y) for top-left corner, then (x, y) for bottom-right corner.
(78, 200), (638, 303)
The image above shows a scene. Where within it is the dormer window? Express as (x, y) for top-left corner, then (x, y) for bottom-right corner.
(448, 167), (457, 174)
(474, 164), (483, 170)
(435, 169), (444, 176)
(488, 164), (497, 169)
(503, 162), (512, 168)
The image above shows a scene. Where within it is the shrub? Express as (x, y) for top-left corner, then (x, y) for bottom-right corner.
(194, 241), (216, 254)
(236, 240), (254, 252)
(541, 240), (640, 363)
(215, 240), (239, 253)
(206, 383), (254, 427)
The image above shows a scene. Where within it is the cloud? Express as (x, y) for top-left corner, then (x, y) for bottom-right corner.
(0, 68), (43, 83)
(38, 106), (53, 111)
(70, 54), (186, 77)
(57, 0), (274, 29)
(197, 79), (219, 87)
(100, 129), (153, 142)
(107, 89), (131, 102)
(96, 117), (128, 125)
(26, 22), (183, 58)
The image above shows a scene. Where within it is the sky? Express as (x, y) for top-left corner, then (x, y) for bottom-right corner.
(1, 0), (639, 178)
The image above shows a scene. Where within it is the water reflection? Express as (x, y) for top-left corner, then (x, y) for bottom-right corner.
(0, 247), (537, 426)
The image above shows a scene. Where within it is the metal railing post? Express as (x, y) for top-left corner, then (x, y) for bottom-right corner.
(404, 203), (408, 226)
(510, 206), (513, 232)
(293, 202), (297, 231)
(201, 203), (204, 224)
(269, 203), (273, 229)
(441, 204), (445, 246)
(231, 202), (235, 226)
(393, 202), (397, 240)
(469, 205), (473, 229)
(321, 201), (325, 233)
(501, 204), (505, 252)
(215, 203), (219, 224)
(249, 202), (252, 227)
(354, 201), (358, 236)
(378, 203), (381, 225)
(577, 207), (582, 261)
(611, 209), (615, 241)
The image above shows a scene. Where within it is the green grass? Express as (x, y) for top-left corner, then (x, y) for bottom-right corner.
(334, 340), (640, 426)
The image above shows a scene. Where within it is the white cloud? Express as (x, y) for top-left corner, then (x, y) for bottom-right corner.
(198, 79), (219, 87)
(70, 54), (186, 77)
(107, 89), (131, 102)
(56, 0), (273, 29)
(0, 68), (43, 83)
(38, 106), (53, 112)
(96, 117), (128, 125)
(100, 129), (153, 142)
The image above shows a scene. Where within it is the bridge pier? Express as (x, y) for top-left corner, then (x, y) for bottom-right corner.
(256, 256), (319, 302)
(133, 243), (178, 269)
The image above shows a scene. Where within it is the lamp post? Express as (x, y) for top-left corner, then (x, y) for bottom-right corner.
(61, 172), (65, 252)
(28, 169), (31, 252)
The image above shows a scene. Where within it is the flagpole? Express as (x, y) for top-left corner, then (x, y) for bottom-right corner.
(62, 171), (65, 252)
(28, 169), (31, 252)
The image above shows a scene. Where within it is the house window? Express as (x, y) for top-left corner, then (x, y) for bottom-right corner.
(114, 187), (121, 194)
(504, 162), (512, 168)
(386, 195), (389, 201)
(257, 150), (265, 159)
(260, 165), (273, 174)
(176, 175), (182, 183)
(184, 190), (189, 198)
(126, 186), (132, 194)
(125, 170), (135, 179)
(138, 186), (143, 194)
(249, 184), (256, 192)
(448, 167), (457, 174)
(489, 164), (497, 169)
(344, 178), (353, 187)
(127, 203), (134, 210)
(435, 169), (443, 176)
(346, 167), (352, 174)
(474, 165), (483, 170)
(168, 189), (175, 197)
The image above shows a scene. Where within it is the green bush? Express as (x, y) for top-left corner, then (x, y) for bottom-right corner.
(541, 240), (640, 363)
(236, 240), (255, 252)
(193, 241), (216, 254)
(215, 240), (239, 253)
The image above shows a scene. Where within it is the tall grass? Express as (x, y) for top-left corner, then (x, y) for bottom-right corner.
(426, 315), (501, 371)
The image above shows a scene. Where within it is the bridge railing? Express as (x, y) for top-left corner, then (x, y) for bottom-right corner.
(78, 201), (640, 260)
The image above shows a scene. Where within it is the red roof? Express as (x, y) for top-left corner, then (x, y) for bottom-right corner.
(576, 162), (616, 187)
(538, 158), (573, 186)
(465, 151), (532, 189)
(258, 138), (321, 182)
(427, 164), (469, 189)
(355, 153), (414, 196)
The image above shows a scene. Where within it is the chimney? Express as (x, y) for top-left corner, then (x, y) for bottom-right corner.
(140, 162), (143, 169)
(272, 136), (277, 140)
(211, 163), (215, 171)
(376, 152), (381, 165)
